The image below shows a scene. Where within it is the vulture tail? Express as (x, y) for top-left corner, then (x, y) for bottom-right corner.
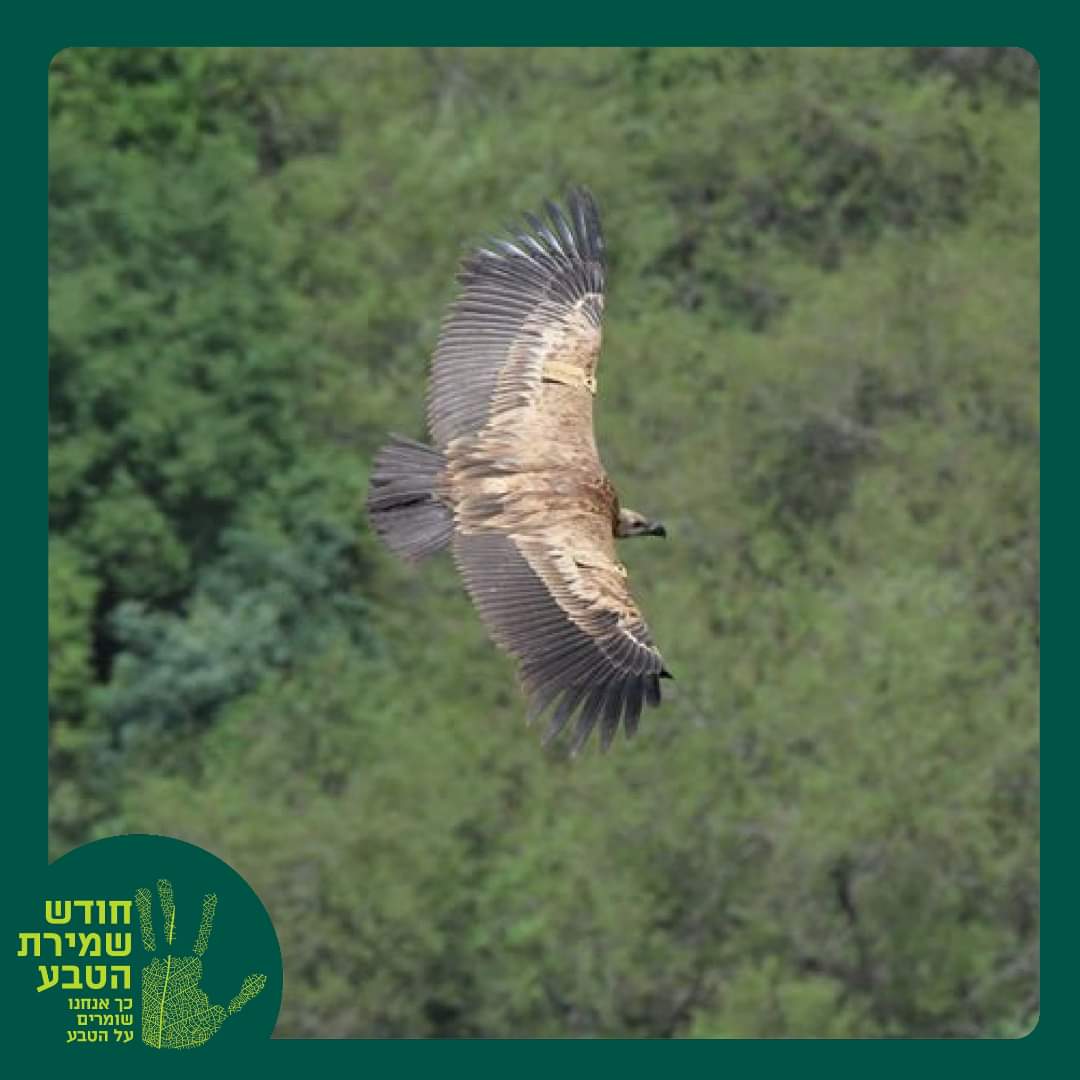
(367, 435), (453, 562)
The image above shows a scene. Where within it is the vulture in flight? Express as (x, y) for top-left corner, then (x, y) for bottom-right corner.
(367, 188), (670, 752)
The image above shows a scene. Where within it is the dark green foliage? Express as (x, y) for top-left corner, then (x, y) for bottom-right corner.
(102, 517), (371, 738)
(49, 47), (1038, 1037)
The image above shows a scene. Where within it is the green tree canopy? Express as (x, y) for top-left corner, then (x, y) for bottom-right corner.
(49, 47), (1038, 1037)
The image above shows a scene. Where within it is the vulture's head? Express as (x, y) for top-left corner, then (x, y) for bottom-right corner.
(616, 508), (667, 540)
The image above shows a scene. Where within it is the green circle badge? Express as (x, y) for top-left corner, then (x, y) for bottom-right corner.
(15, 835), (282, 1051)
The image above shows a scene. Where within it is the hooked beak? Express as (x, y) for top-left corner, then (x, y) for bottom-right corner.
(647, 521), (667, 538)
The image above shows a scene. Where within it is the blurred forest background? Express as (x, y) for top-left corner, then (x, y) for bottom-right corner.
(48, 47), (1039, 1037)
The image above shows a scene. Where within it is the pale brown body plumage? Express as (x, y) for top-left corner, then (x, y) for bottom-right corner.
(367, 189), (669, 751)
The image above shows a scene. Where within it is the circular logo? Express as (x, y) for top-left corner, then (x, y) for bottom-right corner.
(15, 835), (282, 1051)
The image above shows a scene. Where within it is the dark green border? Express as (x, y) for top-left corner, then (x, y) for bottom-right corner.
(18, 10), (1048, 1070)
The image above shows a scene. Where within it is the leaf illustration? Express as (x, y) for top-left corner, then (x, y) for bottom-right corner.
(135, 880), (266, 1049)
(141, 955), (227, 1049)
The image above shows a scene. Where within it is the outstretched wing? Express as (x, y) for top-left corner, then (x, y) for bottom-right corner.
(426, 188), (605, 448)
(452, 527), (668, 753)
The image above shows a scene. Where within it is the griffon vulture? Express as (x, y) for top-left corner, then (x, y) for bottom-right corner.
(367, 189), (670, 752)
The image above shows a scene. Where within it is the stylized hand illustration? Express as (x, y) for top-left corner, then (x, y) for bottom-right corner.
(135, 879), (266, 1049)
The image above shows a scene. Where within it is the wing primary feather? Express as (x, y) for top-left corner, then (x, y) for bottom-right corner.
(644, 674), (662, 707)
(546, 199), (576, 254)
(523, 651), (608, 705)
(570, 193), (589, 253)
(599, 679), (628, 752)
(543, 683), (591, 746)
(525, 678), (566, 725)
(570, 680), (611, 756)
(623, 677), (645, 739)
(522, 212), (553, 249)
